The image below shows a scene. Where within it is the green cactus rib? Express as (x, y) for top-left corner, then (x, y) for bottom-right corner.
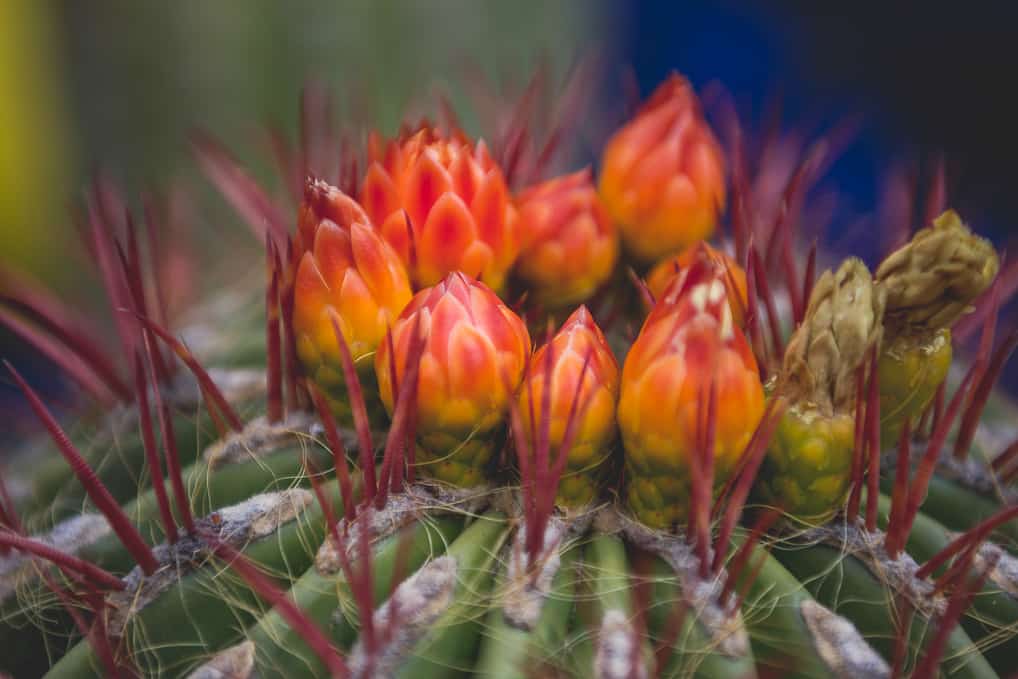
(774, 541), (998, 679)
(642, 551), (758, 678)
(246, 514), (464, 678)
(18, 399), (258, 524)
(78, 442), (339, 574)
(473, 542), (581, 678)
(390, 511), (510, 678)
(738, 539), (851, 679)
(873, 496), (1018, 675)
(0, 442), (339, 677)
(42, 482), (349, 679)
(906, 475), (1018, 550)
(582, 533), (633, 617)
(565, 533), (650, 676)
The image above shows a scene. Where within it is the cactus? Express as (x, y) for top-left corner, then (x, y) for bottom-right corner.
(2, 67), (1017, 679)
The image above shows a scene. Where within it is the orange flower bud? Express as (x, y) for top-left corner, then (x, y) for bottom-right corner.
(515, 169), (618, 308)
(360, 126), (518, 292)
(297, 179), (371, 255)
(518, 306), (619, 506)
(293, 180), (413, 416)
(645, 242), (747, 325)
(599, 73), (726, 264)
(375, 272), (532, 487)
(618, 257), (764, 528)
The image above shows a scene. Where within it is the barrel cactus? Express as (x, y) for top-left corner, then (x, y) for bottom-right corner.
(2, 66), (1018, 679)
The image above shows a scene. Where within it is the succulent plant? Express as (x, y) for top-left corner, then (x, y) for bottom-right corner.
(2, 65), (1018, 679)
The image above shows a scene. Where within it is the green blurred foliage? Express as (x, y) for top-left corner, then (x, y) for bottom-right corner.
(0, 2), (75, 286)
(1, 0), (614, 295)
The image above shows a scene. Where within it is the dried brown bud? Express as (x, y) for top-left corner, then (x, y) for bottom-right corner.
(876, 210), (998, 338)
(783, 258), (885, 415)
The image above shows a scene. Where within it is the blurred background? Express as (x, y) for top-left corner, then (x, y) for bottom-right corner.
(3, 1), (1017, 423)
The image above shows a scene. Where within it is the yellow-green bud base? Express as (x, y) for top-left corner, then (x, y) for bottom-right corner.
(555, 447), (614, 508)
(305, 353), (389, 429)
(757, 407), (854, 523)
(415, 431), (497, 488)
(878, 328), (952, 445)
(624, 451), (737, 530)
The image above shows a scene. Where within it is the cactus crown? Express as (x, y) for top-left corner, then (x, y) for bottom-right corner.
(1, 65), (1017, 679)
